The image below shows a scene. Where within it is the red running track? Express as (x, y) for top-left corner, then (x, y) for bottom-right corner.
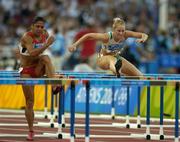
(0, 110), (176, 142)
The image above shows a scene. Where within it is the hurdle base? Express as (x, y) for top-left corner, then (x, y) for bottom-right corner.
(54, 115), (58, 119)
(35, 113), (51, 119)
(43, 132), (70, 139)
(126, 124), (130, 128)
(137, 124), (141, 128)
(62, 123), (66, 128)
(111, 116), (115, 120)
(58, 133), (63, 139)
(131, 133), (174, 140)
(160, 135), (164, 140)
(146, 135), (151, 140)
(73, 134), (76, 138)
(44, 115), (48, 119)
(50, 123), (54, 128)
(37, 122), (59, 128)
(112, 123), (133, 128)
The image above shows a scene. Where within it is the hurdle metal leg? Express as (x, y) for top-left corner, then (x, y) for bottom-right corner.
(85, 81), (90, 142)
(54, 94), (58, 119)
(125, 86), (130, 128)
(61, 85), (66, 127)
(137, 86), (141, 128)
(111, 86), (115, 120)
(175, 83), (179, 142)
(44, 84), (48, 119)
(57, 85), (63, 139)
(70, 80), (76, 142)
(146, 86), (151, 140)
(159, 86), (164, 140)
(50, 87), (55, 128)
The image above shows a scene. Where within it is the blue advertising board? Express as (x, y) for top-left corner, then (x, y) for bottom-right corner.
(65, 82), (138, 115)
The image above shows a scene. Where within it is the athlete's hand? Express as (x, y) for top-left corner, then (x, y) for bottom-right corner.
(68, 45), (77, 52)
(136, 34), (148, 43)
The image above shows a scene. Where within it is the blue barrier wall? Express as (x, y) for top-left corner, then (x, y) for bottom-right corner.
(141, 53), (180, 73)
(158, 53), (180, 67)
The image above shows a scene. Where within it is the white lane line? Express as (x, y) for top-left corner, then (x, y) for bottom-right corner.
(0, 118), (27, 123)
(131, 133), (175, 140)
(0, 127), (53, 133)
(0, 120), (175, 133)
(0, 109), (176, 123)
(0, 123), (175, 140)
(0, 125), (131, 135)
(0, 114), (51, 119)
(0, 140), (25, 142)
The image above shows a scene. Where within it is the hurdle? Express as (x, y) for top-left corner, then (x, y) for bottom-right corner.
(0, 72), (114, 131)
(41, 77), (179, 142)
(1, 72), (180, 123)
(1, 72), (180, 124)
(0, 72), (119, 129)
(80, 78), (179, 142)
(0, 74), (179, 142)
(52, 74), (180, 135)
(0, 71), (116, 121)
(0, 78), (74, 140)
(42, 74), (180, 132)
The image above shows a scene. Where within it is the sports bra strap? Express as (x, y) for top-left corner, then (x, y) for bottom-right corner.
(108, 31), (113, 40)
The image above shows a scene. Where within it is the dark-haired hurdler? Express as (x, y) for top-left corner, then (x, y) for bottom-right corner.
(68, 18), (148, 77)
(18, 16), (55, 141)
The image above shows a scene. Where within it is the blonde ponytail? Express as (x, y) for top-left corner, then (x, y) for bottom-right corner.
(112, 17), (125, 30)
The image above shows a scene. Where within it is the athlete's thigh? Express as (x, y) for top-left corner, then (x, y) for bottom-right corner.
(34, 59), (45, 77)
(97, 55), (116, 70)
(121, 57), (143, 76)
(21, 74), (34, 101)
(40, 55), (51, 64)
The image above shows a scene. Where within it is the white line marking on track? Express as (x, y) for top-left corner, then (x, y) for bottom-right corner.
(0, 109), (176, 123)
(0, 140), (25, 142)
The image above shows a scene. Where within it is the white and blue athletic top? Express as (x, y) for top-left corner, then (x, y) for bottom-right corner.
(18, 43), (50, 56)
(18, 31), (50, 56)
(101, 31), (127, 54)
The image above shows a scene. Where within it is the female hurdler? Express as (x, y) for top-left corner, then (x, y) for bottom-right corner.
(68, 18), (148, 77)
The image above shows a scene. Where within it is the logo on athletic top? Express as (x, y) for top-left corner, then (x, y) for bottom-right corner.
(34, 43), (43, 48)
(107, 43), (125, 51)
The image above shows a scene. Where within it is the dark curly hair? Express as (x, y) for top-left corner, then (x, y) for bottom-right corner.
(32, 16), (46, 24)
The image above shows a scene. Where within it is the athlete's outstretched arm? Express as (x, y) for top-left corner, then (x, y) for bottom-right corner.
(125, 30), (148, 43)
(68, 33), (108, 52)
